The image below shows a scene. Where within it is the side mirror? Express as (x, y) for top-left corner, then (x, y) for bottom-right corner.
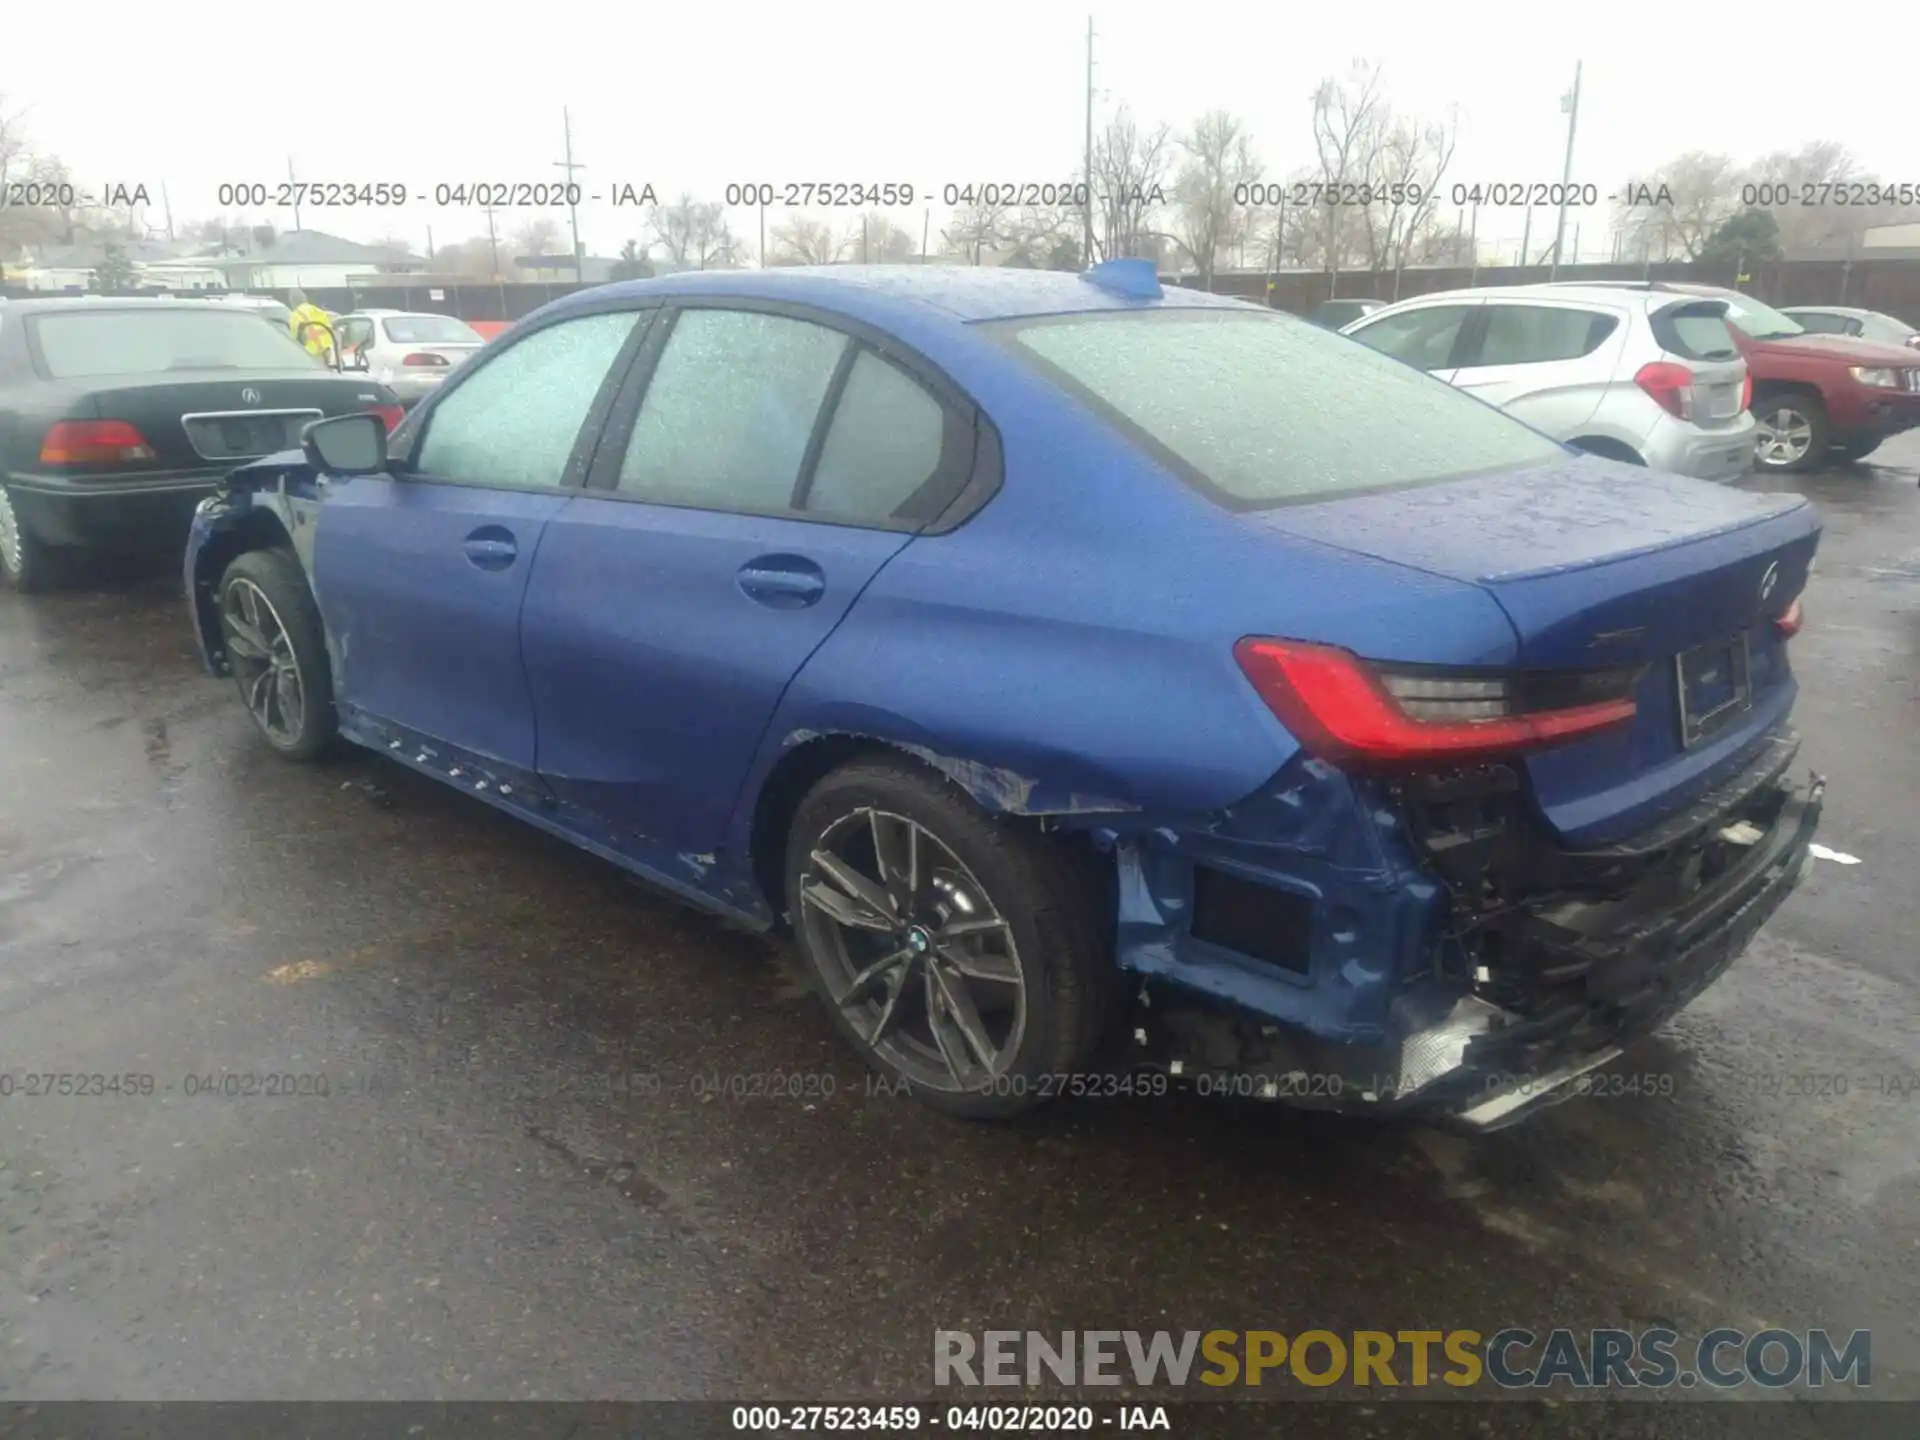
(302, 413), (388, 475)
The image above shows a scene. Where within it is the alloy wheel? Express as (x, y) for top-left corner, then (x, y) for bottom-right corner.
(219, 577), (306, 745)
(798, 807), (1027, 1093)
(0, 487), (20, 577)
(1754, 405), (1814, 467)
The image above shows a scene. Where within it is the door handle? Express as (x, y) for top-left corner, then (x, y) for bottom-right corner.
(462, 528), (518, 571)
(738, 556), (826, 609)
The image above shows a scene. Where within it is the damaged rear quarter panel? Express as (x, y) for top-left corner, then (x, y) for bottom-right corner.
(722, 404), (1506, 1035)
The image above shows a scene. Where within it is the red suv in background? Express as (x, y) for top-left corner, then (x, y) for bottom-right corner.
(1571, 282), (1920, 471)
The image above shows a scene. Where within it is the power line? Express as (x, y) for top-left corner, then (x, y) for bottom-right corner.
(553, 108), (585, 284)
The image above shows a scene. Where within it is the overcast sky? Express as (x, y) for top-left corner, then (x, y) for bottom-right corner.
(7, 1), (1912, 262)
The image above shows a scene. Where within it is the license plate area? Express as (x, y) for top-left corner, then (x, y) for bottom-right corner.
(1707, 383), (1740, 420)
(181, 409), (320, 461)
(1675, 632), (1752, 747)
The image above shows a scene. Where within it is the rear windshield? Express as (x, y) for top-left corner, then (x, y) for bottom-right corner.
(382, 315), (482, 344)
(31, 309), (322, 378)
(1652, 302), (1740, 362)
(985, 309), (1564, 507)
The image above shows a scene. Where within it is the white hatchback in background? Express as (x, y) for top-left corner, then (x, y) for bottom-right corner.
(1341, 285), (1755, 483)
(333, 310), (486, 406)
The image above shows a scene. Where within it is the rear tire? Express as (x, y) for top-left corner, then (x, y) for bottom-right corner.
(1751, 393), (1829, 472)
(783, 756), (1112, 1119)
(0, 483), (59, 593)
(216, 548), (336, 760)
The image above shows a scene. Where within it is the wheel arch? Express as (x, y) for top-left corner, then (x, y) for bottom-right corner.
(190, 505), (302, 673)
(744, 730), (1116, 929)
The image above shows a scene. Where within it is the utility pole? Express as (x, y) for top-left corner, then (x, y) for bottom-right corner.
(1549, 60), (1582, 280)
(483, 205), (502, 279)
(759, 199), (767, 269)
(1468, 203), (1480, 286)
(287, 156), (302, 232)
(161, 183), (175, 242)
(1520, 207), (1535, 270)
(1083, 15), (1095, 269)
(553, 108), (585, 284)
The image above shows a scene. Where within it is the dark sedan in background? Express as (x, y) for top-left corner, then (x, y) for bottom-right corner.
(0, 297), (402, 590)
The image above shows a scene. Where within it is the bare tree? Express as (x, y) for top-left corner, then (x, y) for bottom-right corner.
(509, 218), (563, 258)
(940, 203), (1011, 264)
(1172, 110), (1261, 288)
(1363, 105), (1458, 271)
(1612, 151), (1743, 261)
(769, 215), (850, 266)
(853, 211), (915, 263)
(1090, 107), (1174, 262)
(372, 234), (416, 256)
(1000, 206), (1081, 268)
(1310, 61), (1384, 286)
(647, 193), (735, 270)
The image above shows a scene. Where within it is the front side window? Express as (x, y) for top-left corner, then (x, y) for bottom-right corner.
(990, 309), (1564, 508)
(1787, 310), (1849, 336)
(1345, 304), (1475, 370)
(1469, 305), (1619, 367)
(618, 309), (848, 512)
(414, 310), (638, 487)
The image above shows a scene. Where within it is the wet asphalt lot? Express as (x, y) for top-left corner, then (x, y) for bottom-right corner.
(1, 439), (1917, 1435)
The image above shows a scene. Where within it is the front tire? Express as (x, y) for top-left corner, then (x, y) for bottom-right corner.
(0, 483), (58, 593)
(1752, 393), (1829, 472)
(216, 548), (336, 760)
(784, 756), (1111, 1119)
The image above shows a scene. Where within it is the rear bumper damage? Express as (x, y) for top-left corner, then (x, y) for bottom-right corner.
(1114, 732), (1823, 1129)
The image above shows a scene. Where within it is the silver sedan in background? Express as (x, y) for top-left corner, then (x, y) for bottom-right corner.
(1780, 305), (1920, 352)
(334, 310), (486, 405)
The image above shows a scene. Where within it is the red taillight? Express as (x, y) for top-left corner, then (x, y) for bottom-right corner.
(401, 352), (449, 367)
(1775, 597), (1803, 637)
(1635, 361), (1696, 421)
(39, 419), (158, 466)
(1741, 371), (1752, 410)
(368, 404), (406, 432)
(1232, 638), (1637, 768)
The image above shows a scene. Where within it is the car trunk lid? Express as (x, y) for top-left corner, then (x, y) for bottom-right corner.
(1250, 454), (1821, 846)
(53, 372), (393, 469)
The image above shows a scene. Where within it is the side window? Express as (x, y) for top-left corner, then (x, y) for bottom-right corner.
(415, 310), (638, 488)
(803, 351), (946, 523)
(1469, 305), (1619, 367)
(618, 309), (848, 511)
(1347, 305), (1473, 370)
(1787, 311), (1839, 334)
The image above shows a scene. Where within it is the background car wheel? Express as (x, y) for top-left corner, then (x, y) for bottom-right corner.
(216, 548), (336, 760)
(784, 756), (1111, 1119)
(1752, 394), (1829, 472)
(0, 483), (58, 593)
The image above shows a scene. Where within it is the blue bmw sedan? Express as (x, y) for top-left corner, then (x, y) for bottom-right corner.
(184, 261), (1824, 1129)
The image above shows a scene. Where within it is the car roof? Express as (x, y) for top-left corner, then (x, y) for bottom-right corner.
(1367, 283), (1678, 310)
(0, 295), (247, 315)
(542, 264), (1258, 327)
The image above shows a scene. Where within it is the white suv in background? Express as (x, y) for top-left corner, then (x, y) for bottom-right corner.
(1341, 284), (1755, 482)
